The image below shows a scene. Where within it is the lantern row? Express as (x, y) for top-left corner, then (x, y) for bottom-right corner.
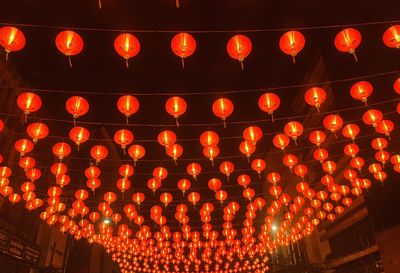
(1, 25), (400, 68)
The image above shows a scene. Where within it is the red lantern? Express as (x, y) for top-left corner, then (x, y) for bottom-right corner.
(90, 145), (108, 163)
(114, 33), (140, 68)
(273, 133), (290, 152)
(188, 192), (200, 207)
(279, 30), (305, 63)
(212, 98), (234, 128)
(362, 109), (383, 127)
(215, 190), (228, 204)
(166, 143), (183, 163)
(237, 174), (251, 188)
(322, 161), (337, 175)
(309, 130), (326, 147)
(219, 161), (234, 180)
(55, 30), (84, 67)
(147, 178), (161, 194)
(243, 126), (263, 145)
(171, 32), (196, 68)
(314, 148), (329, 163)
(304, 87), (326, 112)
(350, 157), (364, 172)
(350, 81), (373, 105)
(69, 126), (90, 149)
(383, 25), (400, 49)
(202, 146), (220, 165)
(284, 121), (303, 145)
(52, 142), (71, 161)
(114, 129), (134, 153)
(239, 140), (256, 160)
(56, 174), (70, 188)
(85, 166), (100, 178)
(117, 95), (140, 123)
(116, 178), (131, 194)
(334, 28), (362, 61)
(177, 179), (191, 196)
(119, 164), (134, 178)
(50, 163), (67, 176)
(87, 178), (101, 192)
(128, 144), (145, 166)
(153, 166), (168, 180)
(186, 162), (201, 180)
(323, 114), (343, 136)
(251, 159), (266, 178)
(227, 34), (252, 69)
(21, 182), (35, 193)
(17, 92), (42, 121)
(8, 193), (21, 204)
(267, 172), (281, 184)
(243, 188), (255, 201)
(282, 154), (298, 171)
(375, 120), (394, 138)
(165, 96), (187, 127)
(200, 130), (219, 147)
(66, 96), (89, 125)
(394, 77), (400, 95)
(160, 192), (173, 208)
(0, 167), (12, 178)
(0, 120), (3, 133)
(104, 191), (117, 204)
(294, 164), (308, 179)
(258, 93), (280, 121)
(0, 26), (25, 60)
(26, 122), (49, 143)
(158, 130), (177, 148)
(14, 139), (34, 156)
(342, 123), (360, 142)
(19, 157), (36, 171)
(376, 150), (390, 165)
(344, 143), (359, 158)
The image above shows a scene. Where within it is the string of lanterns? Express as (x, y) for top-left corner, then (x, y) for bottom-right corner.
(0, 24), (399, 67)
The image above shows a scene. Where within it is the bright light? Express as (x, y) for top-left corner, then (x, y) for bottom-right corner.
(103, 218), (111, 224)
(271, 225), (278, 231)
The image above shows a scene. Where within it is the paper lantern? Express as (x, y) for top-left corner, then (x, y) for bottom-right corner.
(50, 162), (67, 176)
(215, 190), (228, 204)
(282, 154), (298, 171)
(14, 139), (34, 156)
(239, 140), (256, 160)
(350, 81), (373, 105)
(227, 34), (252, 69)
(165, 96), (187, 127)
(158, 130), (177, 148)
(85, 165), (100, 178)
(17, 92), (42, 121)
(52, 142), (71, 161)
(153, 166), (168, 180)
(55, 30), (84, 67)
(394, 77), (400, 95)
(119, 164), (134, 178)
(237, 174), (251, 188)
(309, 130), (326, 147)
(344, 143), (359, 158)
(116, 178), (131, 194)
(66, 96), (89, 125)
(362, 109), (383, 127)
(342, 123), (360, 142)
(212, 98), (234, 128)
(87, 178), (101, 192)
(219, 161), (234, 180)
(114, 33), (141, 68)
(90, 145), (109, 163)
(128, 144), (145, 165)
(284, 121), (303, 145)
(279, 30), (305, 63)
(251, 159), (266, 177)
(19, 156), (36, 171)
(258, 93), (280, 121)
(114, 129), (134, 153)
(117, 95), (140, 123)
(200, 130), (219, 147)
(26, 122), (49, 143)
(383, 25), (400, 49)
(166, 143), (183, 163)
(186, 162), (201, 180)
(160, 192), (173, 208)
(177, 179), (191, 196)
(375, 120), (394, 138)
(69, 126), (90, 149)
(243, 126), (263, 144)
(171, 32), (196, 68)
(272, 133), (290, 152)
(147, 178), (161, 194)
(304, 87), (326, 111)
(202, 146), (220, 166)
(334, 28), (362, 61)
(56, 174), (71, 188)
(313, 148), (329, 163)
(188, 192), (200, 207)
(0, 26), (25, 60)
(323, 114), (343, 136)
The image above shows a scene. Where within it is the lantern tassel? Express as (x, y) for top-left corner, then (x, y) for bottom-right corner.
(352, 52), (358, 62)
(271, 112), (275, 123)
(181, 58), (185, 69)
(174, 159), (178, 166)
(125, 116), (129, 124)
(176, 0), (180, 8)
(98, 0), (102, 9)
(175, 118), (180, 128)
(240, 60), (244, 70)
(258, 172), (261, 179)
(73, 117), (76, 126)
(291, 55), (296, 64)
(125, 58), (129, 68)
(5, 51), (9, 62)
(223, 119), (227, 129)
(247, 156), (250, 163)
(134, 159), (137, 167)
(68, 56), (73, 68)
(211, 159), (214, 167)
(24, 114), (27, 123)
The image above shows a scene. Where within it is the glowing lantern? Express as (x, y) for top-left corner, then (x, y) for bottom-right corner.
(383, 25), (400, 48)
(334, 28), (362, 61)
(227, 34), (252, 69)
(203, 146), (220, 166)
(104, 191), (117, 204)
(56, 174), (70, 188)
(390, 154), (400, 165)
(55, 30), (84, 67)
(153, 166), (168, 180)
(188, 192), (200, 208)
(239, 140), (256, 160)
(376, 150), (390, 165)
(282, 154), (298, 171)
(0, 120), (3, 133)
(165, 96), (187, 127)
(350, 81), (373, 105)
(8, 193), (21, 204)
(369, 163), (383, 174)
(237, 174), (251, 188)
(0, 26), (25, 60)
(52, 142), (71, 161)
(394, 77), (400, 94)
(308, 130), (326, 147)
(272, 133), (290, 152)
(208, 178), (222, 192)
(323, 114), (343, 136)
(20, 181), (35, 193)
(69, 126), (89, 149)
(374, 171), (387, 183)
(267, 172), (281, 185)
(215, 190), (228, 204)
(0, 167), (11, 178)
(279, 30), (305, 63)
(0, 185), (13, 197)
(17, 92), (42, 121)
(322, 161), (337, 175)
(258, 93), (280, 121)
(14, 139), (34, 157)
(128, 144), (145, 166)
(313, 148), (328, 163)
(171, 32), (196, 68)
(158, 130), (177, 148)
(362, 109), (383, 127)
(243, 188), (255, 201)
(86, 178), (101, 192)
(119, 164), (134, 178)
(85, 165), (100, 178)
(294, 164), (308, 179)
(372, 137), (388, 151)
(177, 179), (191, 196)
(375, 120), (394, 138)
(27, 122), (49, 143)
(200, 130), (219, 147)
(212, 98), (234, 128)
(350, 157), (364, 172)
(304, 87), (326, 111)
(186, 162), (201, 180)
(342, 123), (360, 142)
(25, 168), (42, 182)
(160, 192), (173, 208)
(19, 157), (36, 171)
(251, 159), (266, 178)
(117, 95), (140, 123)
(116, 178), (131, 194)
(243, 126), (263, 145)
(114, 33), (140, 68)
(219, 161), (234, 180)
(114, 129), (134, 153)
(50, 163), (67, 177)
(166, 143), (183, 163)
(66, 96), (89, 125)
(344, 143), (359, 158)
(284, 121), (303, 145)
(90, 145), (108, 164)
